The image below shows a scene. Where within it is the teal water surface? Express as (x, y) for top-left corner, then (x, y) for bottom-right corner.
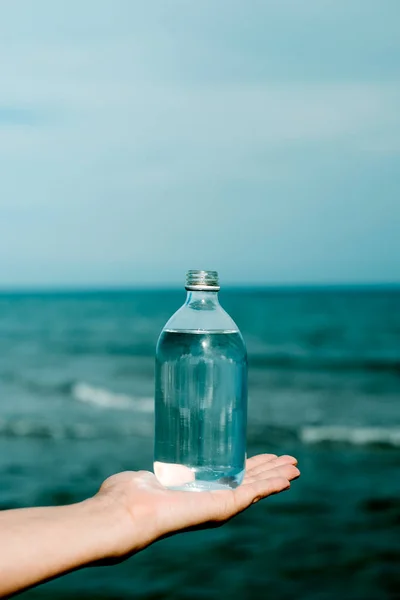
(155, 330), (247, 489)
(0, 288), (399, 599)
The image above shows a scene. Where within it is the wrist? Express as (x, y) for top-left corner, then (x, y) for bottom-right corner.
(87, 471), (164, 561)
(81, 493), (131, 562)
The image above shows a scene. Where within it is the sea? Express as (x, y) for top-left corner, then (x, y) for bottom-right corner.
(0, 288), (399, 600)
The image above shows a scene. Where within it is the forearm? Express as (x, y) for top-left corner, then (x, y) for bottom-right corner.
(0, 497), (122, 597)
(0, 457), (299, 597)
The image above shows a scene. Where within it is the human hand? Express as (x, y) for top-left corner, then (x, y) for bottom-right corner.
(94, 454), (300, 560)
(0, 454), (299, 596)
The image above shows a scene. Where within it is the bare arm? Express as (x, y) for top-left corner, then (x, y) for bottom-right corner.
(0, 454), (299, 597)
(0, 499), (122, 595)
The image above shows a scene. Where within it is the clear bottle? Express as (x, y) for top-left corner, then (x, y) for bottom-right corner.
(154, 270), (247, 491)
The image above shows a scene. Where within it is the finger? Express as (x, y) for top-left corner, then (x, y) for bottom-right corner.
(245, 455), (298, 477)
(232, 476), (291, 512)
(244, 463), (300, 485)
(245, 454), (278, 472)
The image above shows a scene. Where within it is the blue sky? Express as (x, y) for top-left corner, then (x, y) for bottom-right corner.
(0, 0), (399, 286)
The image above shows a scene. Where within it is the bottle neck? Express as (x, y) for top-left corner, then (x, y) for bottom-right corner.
(185, 290), (220, 309)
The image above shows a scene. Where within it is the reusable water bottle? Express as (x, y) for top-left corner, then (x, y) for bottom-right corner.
(154, 270), (247, 491)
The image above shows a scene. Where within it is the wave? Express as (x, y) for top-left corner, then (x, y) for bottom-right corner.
(52, 341), (156, 358)
(72, 382), (154, 412)
(1, 415), (398, 449)
(249, 353), (400, 375)
(0, 419), (97, 440)
(0, 372), (154, 412)
(0, 418), (152, 440)
(300, 425), (400, 447)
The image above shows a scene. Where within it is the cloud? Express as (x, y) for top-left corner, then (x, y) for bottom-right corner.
(1, 81), (399, 181)
(0, 107), (44, 126)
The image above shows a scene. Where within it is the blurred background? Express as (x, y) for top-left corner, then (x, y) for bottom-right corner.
(0, 1), (399, 599)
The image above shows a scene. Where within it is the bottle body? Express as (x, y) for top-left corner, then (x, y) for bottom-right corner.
(154, 274), (247, 491)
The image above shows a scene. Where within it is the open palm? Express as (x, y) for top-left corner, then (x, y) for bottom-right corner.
(98, 454), (300, 559)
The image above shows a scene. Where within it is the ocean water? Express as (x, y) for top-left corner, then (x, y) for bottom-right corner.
(0, 288), (399, 599)
(154, 331), (247, 490)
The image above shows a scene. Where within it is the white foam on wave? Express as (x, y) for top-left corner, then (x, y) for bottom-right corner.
(300, 425), (400, 447)
(72, 382), (154, 413)
(0, 418), (153, 439)
(0, 417), (94, 439)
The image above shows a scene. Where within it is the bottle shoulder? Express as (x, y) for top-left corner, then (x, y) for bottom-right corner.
(163, 302), (240, 333)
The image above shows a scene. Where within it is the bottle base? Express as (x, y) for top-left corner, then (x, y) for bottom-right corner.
(167, 480), (241, 492)
(154, 461), (245, 492)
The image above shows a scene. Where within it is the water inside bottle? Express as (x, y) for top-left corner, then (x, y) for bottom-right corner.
(154, 329), (247, 491)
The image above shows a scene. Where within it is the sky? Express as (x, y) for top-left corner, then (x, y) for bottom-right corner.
(0, 0), (399, 287)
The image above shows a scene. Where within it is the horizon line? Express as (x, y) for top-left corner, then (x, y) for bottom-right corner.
(0, 282), (399, 294)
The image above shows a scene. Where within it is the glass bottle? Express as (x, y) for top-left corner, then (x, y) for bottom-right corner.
(154, 270), (247, 491)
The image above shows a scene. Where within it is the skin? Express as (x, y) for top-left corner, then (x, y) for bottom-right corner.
(0, 453), (299, 597)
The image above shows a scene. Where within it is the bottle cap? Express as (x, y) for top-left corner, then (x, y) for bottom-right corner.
(185, 270), (220, 291)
